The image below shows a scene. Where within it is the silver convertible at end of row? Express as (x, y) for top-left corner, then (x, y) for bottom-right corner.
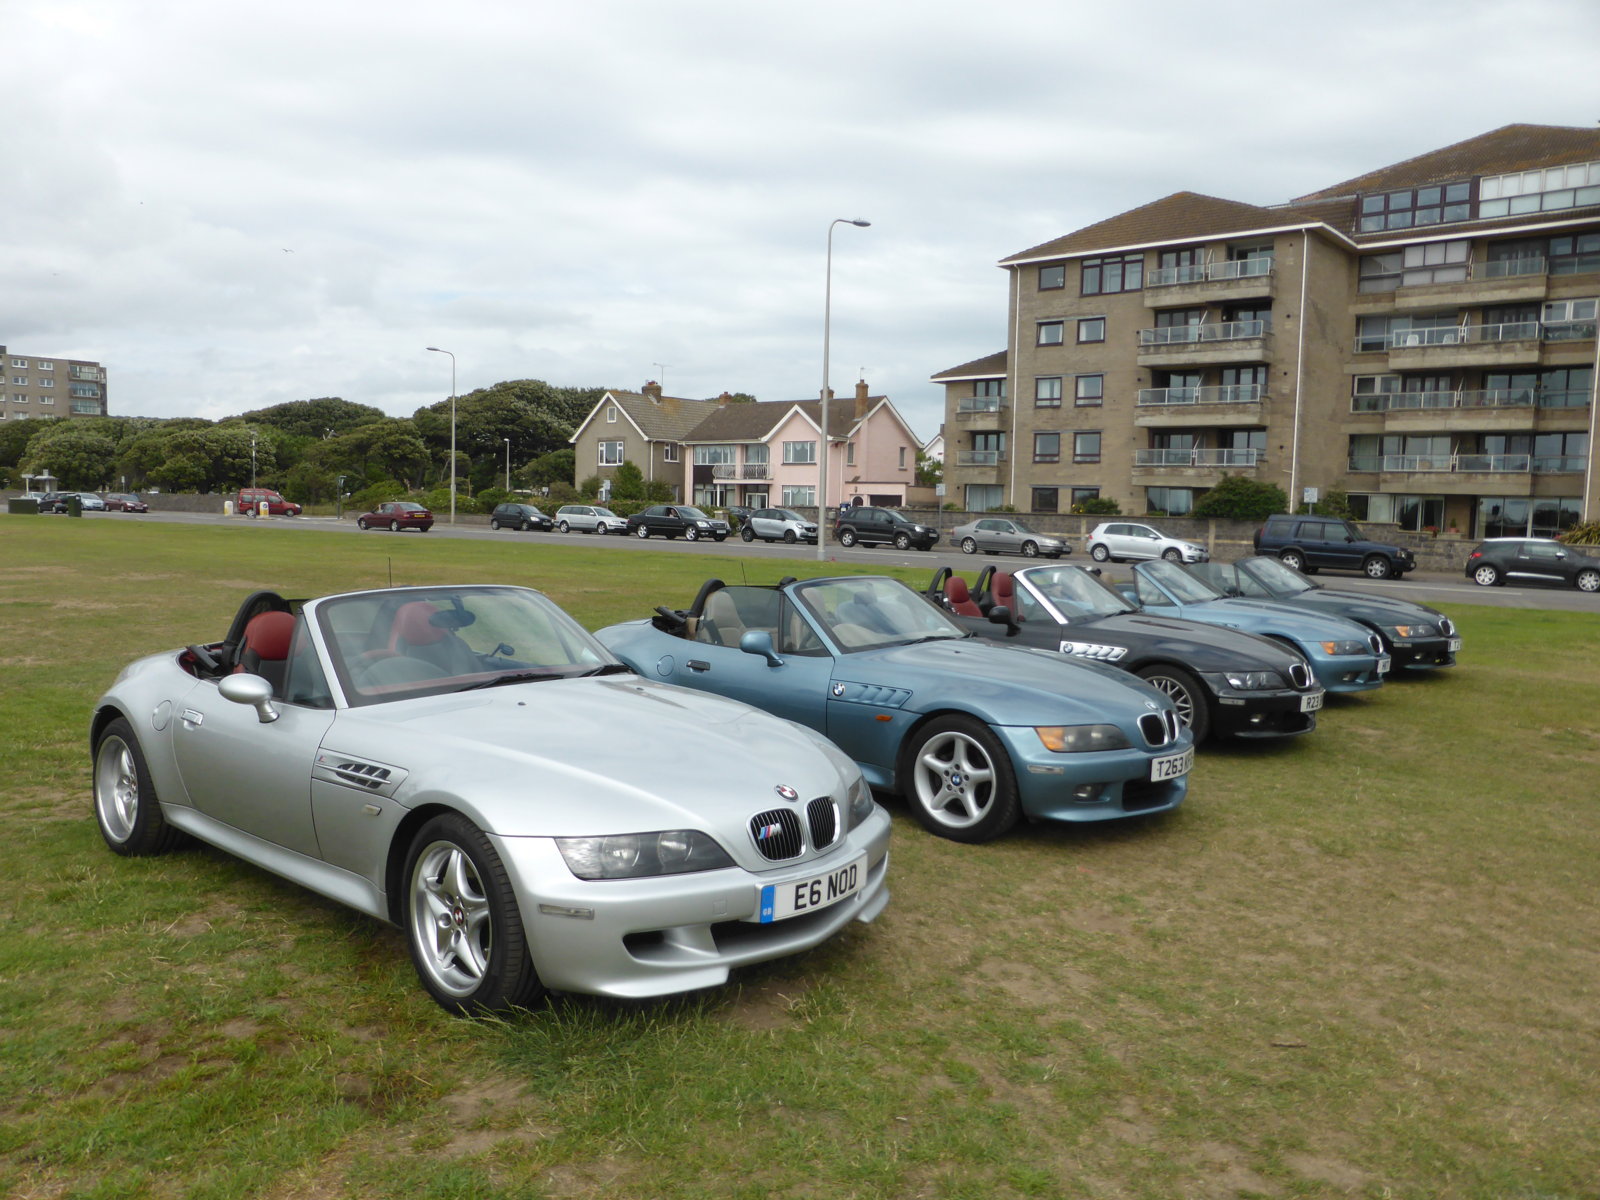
(91, 584), (890, 1014)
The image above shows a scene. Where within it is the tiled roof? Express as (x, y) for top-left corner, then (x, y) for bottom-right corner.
(931, 350), (1008, 380)
(683, 397), (885, 442)
(607, 390), (720, 440)
(1293, 124), (1600, 202)
(1000, 192), (1312, 263)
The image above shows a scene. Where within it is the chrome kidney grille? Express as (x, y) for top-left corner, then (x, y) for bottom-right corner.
(749, 798), (839, 862)
(1289, 662), (1313, 689)
(1137, 711), (1181, 748)
(1367, 634), (1384, 655)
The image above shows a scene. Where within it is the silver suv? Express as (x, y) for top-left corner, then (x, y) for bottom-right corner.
(1087, 522), (1208, 564)
(555, 504), (627, 534)
(740, 507), (818, 544)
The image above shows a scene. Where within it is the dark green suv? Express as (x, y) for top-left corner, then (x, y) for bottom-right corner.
(1252, 515), (1415, 579)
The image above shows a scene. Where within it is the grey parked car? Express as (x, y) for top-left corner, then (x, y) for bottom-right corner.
(555, 504), (627, 535)
(951, 516), (1069, 559)
(90, 584), (891, 1014)
(1087, 522), (1208, 564)
(740, 508), (818, 544)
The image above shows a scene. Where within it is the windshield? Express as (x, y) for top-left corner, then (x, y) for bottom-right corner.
(793, 576), (967, 652)
(594, 507), (618, 518)
(1017, 566), (1133, 618)
(315, 585), (616, 706)
(775, 509), (806, 522)
(678, 506), (712, 521)
(1008, 519), (1044, 535)
(1139, 559), (1225, 604)
(1239, 556), (1314, 595)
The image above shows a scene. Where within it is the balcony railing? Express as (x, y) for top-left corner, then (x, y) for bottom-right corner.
(1478, 257), (1548, 279)
(956, 450), (1007, 466)
(710, 463), (770, 480)
(1135, 448), (1265, 467)
(1137, 383), (1266, 406)
(1351, 388), (1538, 413)
(1358, 318), (1595, 353)
(956, 396), (1006, 413)
(1146, 258), (1273, 288)
(68, 365), (103, 380)
(1348, 452), (1566, 474)
(1139, 319), (1267, 346)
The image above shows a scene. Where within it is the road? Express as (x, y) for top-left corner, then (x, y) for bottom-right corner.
(73, 508), (1600, 614)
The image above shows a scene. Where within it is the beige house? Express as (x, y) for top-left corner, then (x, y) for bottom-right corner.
(1, 346), (107, 422)
(934, 123), (1599, 538)
(568, 382), (719, 502)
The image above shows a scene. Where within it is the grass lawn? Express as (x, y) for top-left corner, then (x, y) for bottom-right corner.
(2, 516), (1597, 1199)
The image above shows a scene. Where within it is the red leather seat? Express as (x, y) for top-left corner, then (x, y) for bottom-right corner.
(944, 576), (982, 617)
(991, 572), (1023, 621)
(234, 610), (296, 692)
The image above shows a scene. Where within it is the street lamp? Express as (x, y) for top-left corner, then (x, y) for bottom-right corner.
(250, 433), (257, 488)
(503, 438), (512, 492)
(817, 218), (871, 560)
(425, 346), (457, 524)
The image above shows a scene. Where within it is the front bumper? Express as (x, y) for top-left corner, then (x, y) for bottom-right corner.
(1389, 636), (1460, 671)
(993, 725), (1190, 823)
(1302, 649), (1390, 693)
(1203, 680), (1322, 739)
(493, 805), (891, 999)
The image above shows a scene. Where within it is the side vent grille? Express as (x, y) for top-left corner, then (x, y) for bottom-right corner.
(313, 750), (408, 799)
(333, 762), (391, 790)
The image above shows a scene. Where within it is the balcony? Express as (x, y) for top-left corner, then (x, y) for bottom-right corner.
(710, 463), (771, 480)
(1137, 383), (1266, 407)
(1347, 452), (1568, 475)
(1143, 258), (1275, 307)
(954, 396), (1009, 430)
(956, 449), (1007, 467)
(1137, 320), (1271, 367)
(1135, 383), (1266, 428)
(68, 365), (104, 381)
(1135, 448), (1265, 468)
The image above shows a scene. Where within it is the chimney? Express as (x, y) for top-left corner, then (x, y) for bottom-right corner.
(854, 378), (870, 420)
(642, 380), (663, 401)
(716, 391), (734, 406)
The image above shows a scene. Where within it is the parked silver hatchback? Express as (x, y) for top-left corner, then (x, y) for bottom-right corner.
(555, 504), (627, 535)
(740, 507), (818, 544)
(1087, 521), (1208, 564)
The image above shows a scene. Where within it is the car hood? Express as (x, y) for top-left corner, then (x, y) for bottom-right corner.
(1162, 597), (1373, 641)
(334, 677), (855, 837)
(1071, 612), (1300, 670)
(852, 638), (1170, 723)
(1277, 589), (1449, 630)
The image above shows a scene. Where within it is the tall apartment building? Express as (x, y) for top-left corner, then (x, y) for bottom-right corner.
(0, 346), (108, 421)
(933, 124), (1599, 538)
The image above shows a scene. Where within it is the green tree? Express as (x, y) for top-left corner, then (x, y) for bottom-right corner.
(522, 448), (576, 490)
(610, 460), (645, 501)
(20, 423), (119, 489)
(241, 396), (387, 439)
(915, 451), (943, 488)
(1190, 475), (1289, 521)
(1072, 496), (1121, 515)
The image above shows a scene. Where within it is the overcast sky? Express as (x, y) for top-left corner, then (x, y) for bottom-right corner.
(5, 0), (1599, 442)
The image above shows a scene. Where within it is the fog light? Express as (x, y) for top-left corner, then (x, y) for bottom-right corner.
(1072, 783), (1105, 802)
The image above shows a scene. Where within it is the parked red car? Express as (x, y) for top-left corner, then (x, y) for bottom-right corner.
(103, 493), (150, 513)
(357, 501), (434, 532)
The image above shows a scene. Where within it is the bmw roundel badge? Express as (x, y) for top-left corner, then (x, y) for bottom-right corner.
(831, 682), (846, 697)
(774, 784), (799, 802)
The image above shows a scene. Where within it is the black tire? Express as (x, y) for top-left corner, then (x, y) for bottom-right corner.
(685, 527), (699, 541)
(960, 537), (978, 555)
(1160, 547), (1182, 563)
(714, 534), (727, 542)
(839, 529), (857, 548)
(1090, 544), (1110, 563)
(1279, 549), (1307, 573)
(893, 532), (912, 551)
(1577, 569), (1600, 593)
(93, 718), (183, 856)
(357, 518), (370, 530)
(403, 813), (545, 1016)
(557, 520), (570, 533)
(1471, 564), (1501, 586)
(490, 519), (502, 531)
(901, 715), (1020, 843)
(1363, 555), (1393, 580)
(635, 525), (649, 539)
(1022, 541), (1039, 558)
(389, 520), (401, 533)
(783, 529), (797, 544)
(1135, 665), (1210, 745)
(741, 525), (755, 542)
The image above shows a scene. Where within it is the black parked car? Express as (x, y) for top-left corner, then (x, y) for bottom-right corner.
(1464, 537), (1600, 592)
(834, 506), (939, 551)
(489, 502), (554, 532)
(625, 504), (730, 541)
(925, 563), (1323, 744)
(1191, 556), (1461, 670)
(1253, 514), (1415, 579)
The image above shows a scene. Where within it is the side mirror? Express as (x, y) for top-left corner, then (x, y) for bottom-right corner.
(739, 630), (784, 668)
(986, 605), (1020, 636)
(219, 672), (279, 723)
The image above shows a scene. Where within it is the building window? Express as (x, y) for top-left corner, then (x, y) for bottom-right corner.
(10, 358), (25, 368)
(1146, 486), (1195, 516)
(12, 376), (27, 386)
(1478, 160), (1600, 220)
(1077, 317), (1105, 344)
(1361, 240), (1471, 292)
(38, 396), (54, 405)
(1082, 253), (1144, 295)
(845, 441), (856, 466)
(38, 361), (54, 370)
(781, 486), (816, 507)
(1037, 321), (1064, 346)
(1073, 432), (1101, 463)
(783, 440), (817, 464)
(1543, 297), (1598, 340)
(663, 443), (679, 462)
(975, 379), (1006, 397)
(1359, 181), (1473, 231)
(1070, 487), (1100, 509)
(694, 445), (736, 465)
(1038, 264), (1065, 290)
(1075, 374), (1104, 406)
(1035, 377), (1062, 407)
(1031, 487), (1059, 513)
(599, 441), (624, 466)
(898, 446), (908, 469)
(605, 406), (617, 422)
(69, 384), (100, 397)
(1033, 432), (1061, 463)
(39, 378), (53, 388)
(965, 484), (1003, 512)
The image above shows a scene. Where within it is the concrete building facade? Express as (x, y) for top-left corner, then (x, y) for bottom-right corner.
(1, 346), (108, 421)
(934, 124), (1599, 538)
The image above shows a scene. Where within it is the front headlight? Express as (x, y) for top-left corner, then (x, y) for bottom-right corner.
(847, 775), (875, 824)
(694, 520), (710, 528)
(1223, 670), (1281, 690)
(556, 831), (735, 880)
(1319, 639), (1370, 656)
(1389, 624), (1433, 639)
(1035, 724), (1132, 753)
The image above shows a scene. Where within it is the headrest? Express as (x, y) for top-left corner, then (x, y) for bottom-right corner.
(241, 611), (295, 661)
(946, 577), (973, 604)
(392, 602), (447, 647)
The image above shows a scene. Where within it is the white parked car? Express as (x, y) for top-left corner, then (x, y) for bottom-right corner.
(1086, 522), (1208, 564)
(555, 504), (627, 535)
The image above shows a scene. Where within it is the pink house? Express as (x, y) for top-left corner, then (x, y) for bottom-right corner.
(678, 381), (925, 510)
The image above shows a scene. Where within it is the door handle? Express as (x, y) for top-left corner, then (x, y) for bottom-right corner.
(686, 660), (710, 672)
